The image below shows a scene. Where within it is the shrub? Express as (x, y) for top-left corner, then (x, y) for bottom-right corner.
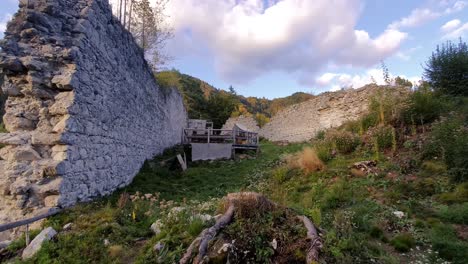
(314, 140), (333, 162)
(424, 39), (468, 96)
(430, 224), (468, 263)
(325, 130), (361, 154)
(438, 182), (468, 204)
(368, 125), (397, 152)
(255, 113), (270, 128)
(272, 167), (289, 183)
(390, 233), (415, 252)
(425, 116), (468, 182)
(402, 86), (448, 125)
(437, 202), (468, 224)
(368, 89), (407, 126)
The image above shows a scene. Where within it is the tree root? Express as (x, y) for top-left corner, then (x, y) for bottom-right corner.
(297, 215), (323, 263)
(179, 205), (235, 264)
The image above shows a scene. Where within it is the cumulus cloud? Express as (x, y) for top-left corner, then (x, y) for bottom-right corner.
(441, 19), (462, 32)
(315, 69), (420, 91)
(164, 0), (407, 84)
(389, 0), (466, 30)
(442, 21), (468, 39)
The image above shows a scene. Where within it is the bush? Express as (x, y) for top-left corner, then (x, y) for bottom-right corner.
(325, 130), (361, 154)
(430, 224), (468, 263)
(390, 233), (415, 252)
(314, 140), (333, 162)
(425, 116), (468, 182)
(424, 39), (468, 96)
(368, 125), (396, 152)
(437, 202), (468, 224)
(402, 86), (448, 125)
(438, 183), (468, 204)
(255, 113), (270, 128)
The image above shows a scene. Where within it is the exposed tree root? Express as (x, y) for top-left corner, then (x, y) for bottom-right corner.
(179, 205), (234, 264)
(298, 215), (323, 263)
(179, 192), (322, 264)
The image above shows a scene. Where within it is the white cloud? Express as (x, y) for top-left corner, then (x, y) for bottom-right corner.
(441, 19), (462, 32)
(0, 14), (13, 36)
(164, 0), (407, 84)
(316, 68), (421, 91)
(442, 21), (468, 39)
(389, 1), (466, 30)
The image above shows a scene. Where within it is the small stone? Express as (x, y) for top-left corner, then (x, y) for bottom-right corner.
(270, 238), (277, 250)
(63, 223), (73, 231)
(152, 242), (164, 252)
(393, 211), (405, 219)
(104, 239), (110, 246)
(22, 227), (57, 259)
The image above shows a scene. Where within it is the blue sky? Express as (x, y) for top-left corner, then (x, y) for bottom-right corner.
(1, 0), (468, 98)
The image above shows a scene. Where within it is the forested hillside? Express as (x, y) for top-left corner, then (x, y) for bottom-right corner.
(155, 70), (314, 127)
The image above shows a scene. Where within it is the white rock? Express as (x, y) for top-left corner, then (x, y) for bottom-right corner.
(270, 238), (277, 250)
(103, 239), (110, 246)
(393, 211), (405, 219)
(22, 227), (57, 259)
(63, 223), (73, 231)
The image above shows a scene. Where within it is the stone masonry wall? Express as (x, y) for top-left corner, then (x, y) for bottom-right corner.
(222, 85), (410, 143)
(0, 0), (186, 239)
(259, 85), (409, 142)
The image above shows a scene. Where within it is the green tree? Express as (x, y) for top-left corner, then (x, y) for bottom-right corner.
(206, 92), (238, 128)
(424, 38), (468, 96)
(395, 76), (412, 87)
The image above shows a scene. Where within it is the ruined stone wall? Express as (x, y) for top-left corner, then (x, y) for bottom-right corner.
(221, 115), (260, 133)
(225, 85), (408, 143)
(0, 0), (186, 238)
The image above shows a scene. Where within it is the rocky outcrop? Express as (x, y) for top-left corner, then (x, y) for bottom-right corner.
(222, 85), (409, 143)
(0, 0), (186, 239)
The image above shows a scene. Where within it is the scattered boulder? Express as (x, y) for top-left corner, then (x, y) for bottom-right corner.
(22, 227), (57, 259)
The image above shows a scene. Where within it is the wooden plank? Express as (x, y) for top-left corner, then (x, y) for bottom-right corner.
(177, 154), (187, 171)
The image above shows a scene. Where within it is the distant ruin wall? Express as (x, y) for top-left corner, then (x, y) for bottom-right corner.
(221, 115), (260, 133)
(223, 86), (409, 143)
(0, 0), (186, 238)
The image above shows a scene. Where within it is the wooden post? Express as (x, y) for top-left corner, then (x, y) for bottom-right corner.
(25, 224), (30, 246)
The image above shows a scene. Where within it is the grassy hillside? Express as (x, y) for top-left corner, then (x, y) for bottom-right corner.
(155, 70), (313, 127)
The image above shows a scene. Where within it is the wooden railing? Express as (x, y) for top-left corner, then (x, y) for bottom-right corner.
(0, 207), (61, 245)
(183, 128), (259, 147)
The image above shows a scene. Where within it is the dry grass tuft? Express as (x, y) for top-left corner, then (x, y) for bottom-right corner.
(286, 147), (325, 173)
